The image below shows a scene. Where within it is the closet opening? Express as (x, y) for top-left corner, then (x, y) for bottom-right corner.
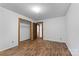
(18, 17), (30, 48)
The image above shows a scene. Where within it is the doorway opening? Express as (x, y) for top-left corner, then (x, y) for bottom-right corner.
(18, 17), (43, 48)
(37, 22), (43, 39)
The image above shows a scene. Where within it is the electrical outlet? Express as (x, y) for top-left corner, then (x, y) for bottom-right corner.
(12, 41), (14, 43)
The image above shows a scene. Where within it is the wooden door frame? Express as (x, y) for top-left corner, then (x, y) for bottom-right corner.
(18, 17), (33, 47)
(30, 17), (33, 40)
(42, 22), (43, 40)
(18, 17), (20, 48)
(18, 17), (28, 48)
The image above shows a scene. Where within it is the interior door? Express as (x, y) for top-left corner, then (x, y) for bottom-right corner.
(33, 23), (37, 40)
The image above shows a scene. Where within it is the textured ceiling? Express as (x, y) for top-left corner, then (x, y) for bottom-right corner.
(0, 3), (70, 20)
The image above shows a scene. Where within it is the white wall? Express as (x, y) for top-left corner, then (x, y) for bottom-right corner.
(43, 17), (66, 42)
(20, 23), (30, 41)
(37, 16), (66, 42)
(66, 4), (79, 56)
(0, 7), (30, 51)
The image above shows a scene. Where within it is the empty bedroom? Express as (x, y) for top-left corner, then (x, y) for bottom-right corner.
(0, 3), (79, 56)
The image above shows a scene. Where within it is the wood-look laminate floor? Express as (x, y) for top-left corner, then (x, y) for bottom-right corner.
(0, 39), (72, 56)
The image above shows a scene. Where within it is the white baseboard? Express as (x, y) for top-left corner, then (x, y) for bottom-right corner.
(65, 42), (79, 56)
(0, 44), (18, 52)
(43, 37), (66, 43)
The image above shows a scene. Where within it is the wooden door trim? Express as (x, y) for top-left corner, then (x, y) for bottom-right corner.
(18, 17), (20, 48)
(39, 24), (40, 39)
(30, 17), (33, 40)
(42, 22), (43, 40)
